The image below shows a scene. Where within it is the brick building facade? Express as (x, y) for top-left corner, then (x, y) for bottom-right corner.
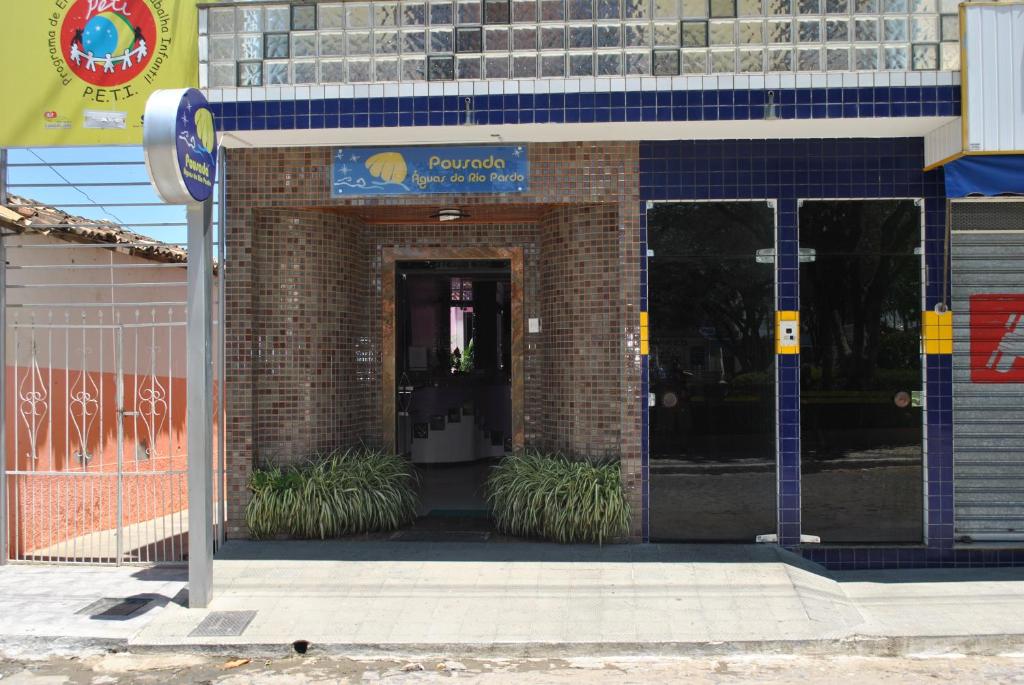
(224, 143), (643, 538)
(201, 0), (1024, 568)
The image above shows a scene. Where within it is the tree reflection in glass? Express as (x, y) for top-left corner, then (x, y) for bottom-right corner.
(799, 200), (923, 543)
(648, 201), (776, 541)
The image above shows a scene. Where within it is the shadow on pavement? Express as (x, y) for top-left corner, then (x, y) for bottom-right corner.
(131, 566), (188, 582)
(212, 539), (1024, 585)
(215, 539), (800, 565)
(85, 593), (176, 622)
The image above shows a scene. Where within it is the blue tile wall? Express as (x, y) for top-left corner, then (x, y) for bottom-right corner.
(209, 85), (960, 133)
(639, 138), (962, 567)
(802, 545), (1024, 570)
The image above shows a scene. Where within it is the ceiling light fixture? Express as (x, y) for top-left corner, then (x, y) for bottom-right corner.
(433, 208), (468, 222)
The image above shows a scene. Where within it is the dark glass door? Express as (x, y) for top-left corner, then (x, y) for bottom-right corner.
(648, 202), (777, 541)
(799, 200), (923, 543)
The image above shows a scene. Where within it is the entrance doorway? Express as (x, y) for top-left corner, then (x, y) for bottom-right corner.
(798, 199), (924, 543)
(647, 202), (777, 541)
(382, 247), (524, 529)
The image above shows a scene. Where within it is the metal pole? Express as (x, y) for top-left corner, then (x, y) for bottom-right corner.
(216, 147), (227, 547)
(0, 147), (8, 566)
(115, 326), (124, 565)
(187, 197), (214, 608)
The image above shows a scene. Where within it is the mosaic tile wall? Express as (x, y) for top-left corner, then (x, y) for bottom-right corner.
(202, 0), (961, 88)
(223, 142), (643, 538)
(539, 204), (630, 460)
(251, 209), (371, 462)
(639, 138), (954, 564)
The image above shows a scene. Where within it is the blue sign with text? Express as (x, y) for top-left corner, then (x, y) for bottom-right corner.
(331, 145), (528, 197)
(175, 89), (217, 203)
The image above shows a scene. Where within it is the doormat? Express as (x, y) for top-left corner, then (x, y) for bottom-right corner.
(76, 597), (152, 619)
(426, 509), (491, 519)
(389, 530), (491, 543)
(189, 610), (258, 637)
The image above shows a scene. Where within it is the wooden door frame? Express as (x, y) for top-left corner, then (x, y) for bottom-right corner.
(382, 246), (525, 453)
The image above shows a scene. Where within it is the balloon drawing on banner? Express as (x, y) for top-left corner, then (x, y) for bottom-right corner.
(63, 0), (156, 87)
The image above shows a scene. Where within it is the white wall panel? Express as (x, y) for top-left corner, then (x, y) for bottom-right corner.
(925, 118), (963, 168)
(964, 4), (1024, 153)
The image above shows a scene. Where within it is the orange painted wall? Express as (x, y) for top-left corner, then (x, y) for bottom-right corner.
(4, 365), (194, 559)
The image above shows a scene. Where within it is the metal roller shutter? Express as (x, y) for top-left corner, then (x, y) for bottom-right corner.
(952, 199), (1024, 543)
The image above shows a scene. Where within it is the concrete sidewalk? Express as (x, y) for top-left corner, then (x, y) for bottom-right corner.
(129, 541), (1024, 657)
(4, 542), (1024, 658)
(0, 563), (186, 658)
(836, 567), (1024, 639)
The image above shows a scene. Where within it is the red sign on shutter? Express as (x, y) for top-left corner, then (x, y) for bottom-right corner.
(970, 294), (1024, 383)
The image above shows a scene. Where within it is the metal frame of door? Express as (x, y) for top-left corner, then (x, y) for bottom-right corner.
(795, 196), (927, 543)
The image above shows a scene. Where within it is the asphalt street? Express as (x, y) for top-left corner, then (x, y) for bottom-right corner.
(4, 652), (1024, 684)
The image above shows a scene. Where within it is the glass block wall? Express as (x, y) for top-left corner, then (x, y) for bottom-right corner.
(200, 0), (960, 87)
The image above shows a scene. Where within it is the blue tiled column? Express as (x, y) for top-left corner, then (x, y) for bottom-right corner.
(776, 198), (801, 547)
(926, 354), (955, 551)
(923, 195), (955, 553)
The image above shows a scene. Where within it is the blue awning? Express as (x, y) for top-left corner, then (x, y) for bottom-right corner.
(944, 154), (1024, 198)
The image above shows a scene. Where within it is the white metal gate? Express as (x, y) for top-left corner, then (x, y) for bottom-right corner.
(0, 148), (226, 567)
(5, 313), (190, 563)
(952, 199), (1024, 543)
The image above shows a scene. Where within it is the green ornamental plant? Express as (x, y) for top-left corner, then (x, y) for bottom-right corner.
(459, 338), (475, 373)
(486, 450), (630, 544)
(245, 447), (418, 539)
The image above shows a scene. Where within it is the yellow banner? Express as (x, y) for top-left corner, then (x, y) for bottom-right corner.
(1, 0), (200, 147)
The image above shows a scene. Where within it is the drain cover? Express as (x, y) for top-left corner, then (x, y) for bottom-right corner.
(189, 610), (257, 637)
(77, 597), (152, 618)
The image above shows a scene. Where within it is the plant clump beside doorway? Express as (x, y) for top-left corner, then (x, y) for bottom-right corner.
(486, 451), (630, 544)
(245, 447), (418, 539)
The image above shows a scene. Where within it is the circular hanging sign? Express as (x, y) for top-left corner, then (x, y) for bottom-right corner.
(143, 88), (217, 204)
